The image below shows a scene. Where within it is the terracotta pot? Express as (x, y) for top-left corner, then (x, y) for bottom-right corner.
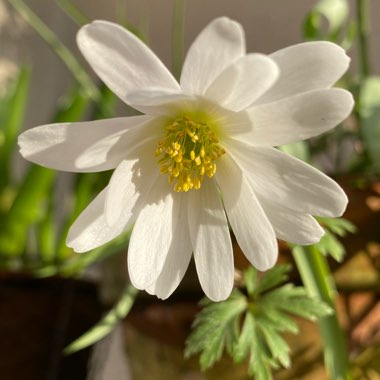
(0, 272), (103, 380)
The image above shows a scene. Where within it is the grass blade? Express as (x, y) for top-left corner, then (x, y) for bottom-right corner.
(0, 67), (30, 191)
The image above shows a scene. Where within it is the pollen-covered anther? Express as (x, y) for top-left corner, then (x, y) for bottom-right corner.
(156, 116), (224, 192)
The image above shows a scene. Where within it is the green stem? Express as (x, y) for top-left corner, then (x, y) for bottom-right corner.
(56, 0), (89, 26)
(64, 283), (138, 354)
(356, 0), (370, 78)
(293, 246), (351, 380)
(7, 0), (100, 101)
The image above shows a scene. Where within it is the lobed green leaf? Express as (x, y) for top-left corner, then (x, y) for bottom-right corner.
(319, 217), (357, 236)
(233, 312), (255, 363)
(186, 263), (332, 378)
(185, 293), (247, 369)
(254, 264), (291, 294)
(317, 231), (346, 262)
(259, 322), (291, 368)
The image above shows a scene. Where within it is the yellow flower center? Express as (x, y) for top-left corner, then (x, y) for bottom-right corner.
(155, 115), (225, 192)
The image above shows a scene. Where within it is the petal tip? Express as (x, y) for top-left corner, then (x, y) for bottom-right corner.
(336, 191), (349, 217)
(215, 17), (244, 44)
(249, 236), (279, 272)
(65, 239), (83, 254)
(205, 290), (231, 303)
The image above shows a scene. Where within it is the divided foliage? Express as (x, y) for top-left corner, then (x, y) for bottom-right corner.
(185, 264), (332, 380)
(317, 217), (356, 262)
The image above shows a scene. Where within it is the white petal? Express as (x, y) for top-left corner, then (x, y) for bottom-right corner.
(227, 142), (348, 217)
(146, 194), (192, 299)
(77, 20), (180, 103)
(125, 90), (195, 116)
(256, 41), (350, 104)
(180, 17), (245, 96)
(188, 179), (233, 302)
(258, 197), (325, 245)
(18, 116), (156, 172)
(127, 178), (178, 290)
(105, 148), (159, 227)
(242, 89), (354, 146)
(66, 186), (134, 253)
(216, 154), (278, 271)
(191, 97), (253, 136)
(125, 94), (253, 137)
(205, 54), (279, 112)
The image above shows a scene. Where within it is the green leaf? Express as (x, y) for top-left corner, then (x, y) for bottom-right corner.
(315, 0), (349, 33)
(303, 11), (321, 40)
(359, 76), (380, 172)
(0, 87), (89, 259)
(310, 217), (356, 262)
(303, 0), (349, 41)
(37, 195), (56, 264)
(92, 85), (118, 120)
(185, 291), (247, 369)
(54, 87), (89, 123)
(0, 166), (55, 256)
(319, 217), (357, 236)
(244, 266), (258, 296)
(64, 283), (138, 354)
(264, 284), (333, 320)
(254, 264), (291, 294)
(186, 264), (331, 378)
(234, 312), (255, 363)
(225, 317), (240, 357)
(0, 67), (30, 191)
(259, 321), (290, 368)
(247, 321), (273, 380)
(260, 305), (300, 335)
(317, 231), (346, 262)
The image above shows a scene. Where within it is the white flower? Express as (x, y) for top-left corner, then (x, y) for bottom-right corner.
(18, 17), (353, 301)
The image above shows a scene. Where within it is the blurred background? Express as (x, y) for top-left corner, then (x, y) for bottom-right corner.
(2, 0), (380, 128)
(1, 1), (380, 379)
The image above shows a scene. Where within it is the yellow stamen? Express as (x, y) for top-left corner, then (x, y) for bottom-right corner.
(193, 177), (201, 190)
(155, 115), (224, 192)
(172, 166), (180, 177)
(173, 142), (181, 151)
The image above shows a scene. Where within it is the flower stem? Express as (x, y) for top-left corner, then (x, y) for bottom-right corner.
(292, 246), (352, 380)
(64, 283), (138, 354)
(356, 0), (370, 78)
(56, 0), (89, 26)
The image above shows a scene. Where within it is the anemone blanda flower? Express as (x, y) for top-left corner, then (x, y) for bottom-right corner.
(18, 17), (353, 301)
